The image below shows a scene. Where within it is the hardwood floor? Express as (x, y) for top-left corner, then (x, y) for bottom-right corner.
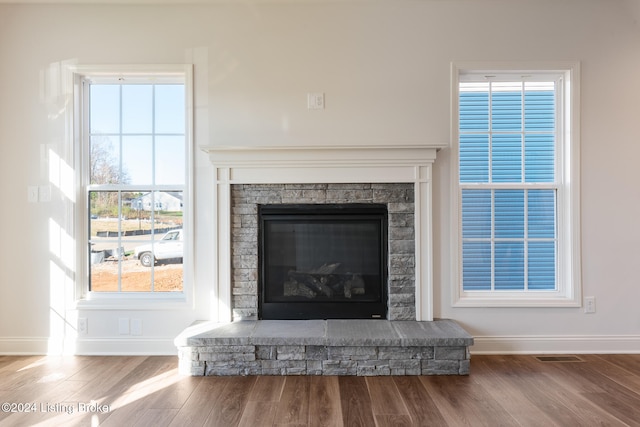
(0, 354), (639, 426)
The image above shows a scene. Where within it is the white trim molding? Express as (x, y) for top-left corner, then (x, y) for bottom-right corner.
(0, 337), (178, 356)
(471, 335), (640, 354)
(201, 143), (446, 322)
(5, 334), (637, 356)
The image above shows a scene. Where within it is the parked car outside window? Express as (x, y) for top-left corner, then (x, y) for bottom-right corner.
(134, 229), (183, 267)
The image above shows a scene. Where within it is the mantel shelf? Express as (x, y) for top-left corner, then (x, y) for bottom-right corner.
(201, 143), (447, 167)
(201, 143), (448, 152)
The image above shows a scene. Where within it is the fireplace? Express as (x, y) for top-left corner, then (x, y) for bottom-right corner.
(203, 144), (442, 322)
(259, 203), (388, 319)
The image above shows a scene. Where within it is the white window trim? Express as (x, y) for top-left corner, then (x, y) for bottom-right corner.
(68, 64), (194, 310)
(450, 61), (581, 307)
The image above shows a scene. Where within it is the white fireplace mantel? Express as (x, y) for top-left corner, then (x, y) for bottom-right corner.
(202, 143), (445, 322)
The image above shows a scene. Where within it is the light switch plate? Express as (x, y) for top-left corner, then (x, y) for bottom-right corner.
(307, 93), (325, 109)
(28, 186), (38, 203)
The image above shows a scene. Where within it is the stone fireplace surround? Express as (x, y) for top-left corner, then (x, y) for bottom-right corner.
(231, 182), (415, 321)
(175, 144), (473, 376)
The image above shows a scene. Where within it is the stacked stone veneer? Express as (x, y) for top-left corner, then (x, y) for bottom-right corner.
(231, 183), (415, 321)
(176, 319), (473, 376)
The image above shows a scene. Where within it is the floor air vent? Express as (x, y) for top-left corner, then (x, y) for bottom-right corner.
(535, 356), (584, 362)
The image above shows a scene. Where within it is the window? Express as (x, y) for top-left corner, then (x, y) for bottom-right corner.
(76, 65), (192, 297)
(451, 63), (580, 307)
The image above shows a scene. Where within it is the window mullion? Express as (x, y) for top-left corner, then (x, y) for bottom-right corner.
(522, 83), (528, 291)
(488, 82), (493, 185)
(521, 82), (526, 184)
(488, 83), (495, 291)
(117, 190), (123, 292)
(118, 85), (124, 186)
(150, 189), (155, 292)
(117, 86), (123, 293)
(151, 84), (157, 292)
(491, 188), (496, 291)
(524, 190), (529, 291)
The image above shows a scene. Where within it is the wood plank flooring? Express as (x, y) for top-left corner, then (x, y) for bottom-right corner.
(0, 354), (639, 426)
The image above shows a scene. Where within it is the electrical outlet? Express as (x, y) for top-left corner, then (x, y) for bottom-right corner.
(78, 318), (88, 335)
(118, 318), (130, 335)
(38, 185), (51, 202)
(584, 296), (596, 314)
(131, 318), (143, 336)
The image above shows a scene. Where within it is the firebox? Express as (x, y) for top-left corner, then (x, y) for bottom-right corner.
(258, 204), (388, 319)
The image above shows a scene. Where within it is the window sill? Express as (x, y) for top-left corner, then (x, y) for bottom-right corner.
(75, 292), (191, 311)
(453, 292), (581, 308)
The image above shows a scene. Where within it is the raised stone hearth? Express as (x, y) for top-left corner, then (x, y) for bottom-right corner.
(176, 319), (473, 376)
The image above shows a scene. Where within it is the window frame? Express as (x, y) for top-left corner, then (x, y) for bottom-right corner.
(450, 62), (581, 307)
(71, 64), (194, 309)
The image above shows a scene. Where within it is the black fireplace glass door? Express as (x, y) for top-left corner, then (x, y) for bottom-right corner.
(259, 204), (388, 319)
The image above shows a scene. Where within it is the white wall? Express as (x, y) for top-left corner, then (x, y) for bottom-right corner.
(1, 0), (639, 354)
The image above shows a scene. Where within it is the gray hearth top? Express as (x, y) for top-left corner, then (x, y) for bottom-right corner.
(175, 319), (473, 348)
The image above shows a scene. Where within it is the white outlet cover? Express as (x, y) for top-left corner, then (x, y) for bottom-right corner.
(28, 186), (38, 203)
(584, 296), (596, 313)
(78, 318), (88, 335)
(307, 93), (324, 109)
(38, 185), (51, 202)
(131, 318), (143, 336)
(118, 318), (130, 335)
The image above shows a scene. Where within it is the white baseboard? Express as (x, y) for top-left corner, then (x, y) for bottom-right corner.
(0, 337), (177, 355)
(471, 335), (640, 354)
(3, 335), (639, 356)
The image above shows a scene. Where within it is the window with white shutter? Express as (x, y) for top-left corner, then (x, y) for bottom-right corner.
(452, 63), (581, 307)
